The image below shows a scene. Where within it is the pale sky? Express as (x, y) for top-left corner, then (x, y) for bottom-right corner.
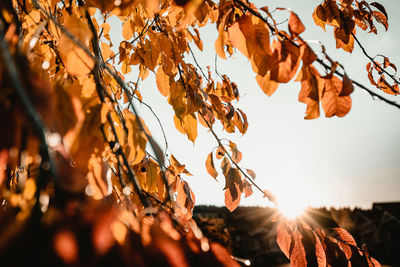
(109, 0), (400, 209)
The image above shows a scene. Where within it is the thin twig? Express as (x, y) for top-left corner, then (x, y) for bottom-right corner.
(198, 111), (274, 205)
(352, 32), (399, 85)
(85, 10), (151, 208)
(188, 45), (209, 83)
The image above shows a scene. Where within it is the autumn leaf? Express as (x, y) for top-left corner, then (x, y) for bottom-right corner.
(59, 14), (94, 76)
(177, 180), (195, 219)
(86, 155), (110, 200)
(168, 81), (186, 119)
(321, 236), (349, 267)
(125, 111), (147, 165)
(270, 40), (301, 83)
(223, 167), (243, 212)
(243, 180), (253, 198)
(297, 65), (324, 119)
(122, 19), (134, 40)
(156, 67), (171, 97)
(174, 113), (198, 143)
(290, 231), (307, 267)
(321, 76), (352, 117)
(70, 104), (104, 172)
(298, 225), (327, 267)
(276, 222), (292, 258)
(255, 72), (279, 96)
(205, 152), (218, 179)
(289, 11), (305, 37)
(228, 141), (242, 164)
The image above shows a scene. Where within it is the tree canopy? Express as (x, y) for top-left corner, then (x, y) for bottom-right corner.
(0, 0), (398, 266)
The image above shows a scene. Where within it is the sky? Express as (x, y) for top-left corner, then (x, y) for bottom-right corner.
(108, 0), (400, 209)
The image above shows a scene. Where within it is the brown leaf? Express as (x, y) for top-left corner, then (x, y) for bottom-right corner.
(245, 169), (256, 179)
(243, 180), (253, 198)
(228, 22), (248, 57)
(228, 141), (242, 164)
(313, 4), (327, 31)
(223, 167), (243, 212)
(299, 40), (317, 66)
(270, 40), (301, 83)
(321, 237), (349, 267)
(298, 226), (327, 267)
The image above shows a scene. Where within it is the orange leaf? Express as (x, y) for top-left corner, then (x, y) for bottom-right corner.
(156, 67), (171, 97)
(276, 222), (292, 258)
(206, 152), (218, 180)
(177, 180), (195, 219)
(228, 21), (248, 57)
(122, 19), (133, 40)
(223, 167), (243, 212)
(297, 65), (324, 119)
(290, 231), (307, 267)
(174, 113), (198, 143)
(270, 40), (301, 83)
(289, 11), (305, 36)
(313, 4), (327, 31)
(321, 76), (352, 117)
(59, 14), (94, 76)
(255, 72), (279, 96)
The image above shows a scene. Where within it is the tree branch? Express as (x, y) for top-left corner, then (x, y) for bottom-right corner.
(233, 0), (400, 110)
(352, 32), (399, 85)
(0, 21), (56, 214)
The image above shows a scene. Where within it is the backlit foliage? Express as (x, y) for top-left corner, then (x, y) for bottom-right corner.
(0, 0), (397, 265)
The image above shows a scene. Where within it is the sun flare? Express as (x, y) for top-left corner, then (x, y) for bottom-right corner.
(278, 200), (307, 219)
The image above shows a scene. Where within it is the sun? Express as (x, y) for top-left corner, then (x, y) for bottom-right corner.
(278, 199), (307, 219)
(272, 182), (310, 219)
